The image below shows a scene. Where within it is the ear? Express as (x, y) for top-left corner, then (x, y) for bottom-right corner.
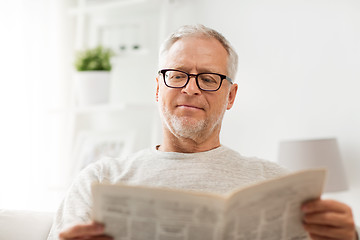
(155, 77), (160, 102)
(226, 83), (238, 110)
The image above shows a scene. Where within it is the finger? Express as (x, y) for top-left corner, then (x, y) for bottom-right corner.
(308, 232), (337, 240)
(302, 199), (351, 214)
(84, 236), (113, 240)
(304, 223), (342, 238)
(303, 211), (350, 227)
(59, 222), (105, 239)
(303, 223), (355, 240)
(61, 235), (113, 240)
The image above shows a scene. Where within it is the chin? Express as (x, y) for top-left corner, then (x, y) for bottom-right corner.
(160, 104), (212, 139)
(170, 117), (207, 138)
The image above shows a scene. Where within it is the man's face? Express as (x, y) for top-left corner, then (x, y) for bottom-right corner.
(156, 36), (238, 141)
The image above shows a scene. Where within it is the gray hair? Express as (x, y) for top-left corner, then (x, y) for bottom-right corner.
(159, 24), (238, 80)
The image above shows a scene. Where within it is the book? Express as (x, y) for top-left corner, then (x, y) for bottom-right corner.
(92, 168), (326, 240)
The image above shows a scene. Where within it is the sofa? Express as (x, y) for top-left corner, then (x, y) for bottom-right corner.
(0, 209), (54, 240)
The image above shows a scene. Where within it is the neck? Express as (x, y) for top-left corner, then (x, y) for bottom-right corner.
(159, 127), (221, 153)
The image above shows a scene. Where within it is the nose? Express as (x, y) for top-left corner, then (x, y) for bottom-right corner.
(181, 76), (201, 95)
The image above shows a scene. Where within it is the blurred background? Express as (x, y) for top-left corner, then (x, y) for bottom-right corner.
(0, 0), (359, 224)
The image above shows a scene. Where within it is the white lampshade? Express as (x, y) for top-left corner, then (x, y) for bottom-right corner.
(278, 138), (348, 192)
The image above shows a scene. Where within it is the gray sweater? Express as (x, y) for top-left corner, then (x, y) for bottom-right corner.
(47, 145), (289, 239)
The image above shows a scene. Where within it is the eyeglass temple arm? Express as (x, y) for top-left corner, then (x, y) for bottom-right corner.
(225, 76), (233, 84)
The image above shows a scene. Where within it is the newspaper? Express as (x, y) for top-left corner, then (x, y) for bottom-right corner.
(92, 168), (326, 240)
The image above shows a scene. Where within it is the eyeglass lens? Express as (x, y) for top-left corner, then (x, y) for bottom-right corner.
(164, 70), (221, 91)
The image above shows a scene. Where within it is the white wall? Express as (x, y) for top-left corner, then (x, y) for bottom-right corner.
(165, 0), (360, 222)
(172, 0), (360, 180)
(0, 0), (69, 211)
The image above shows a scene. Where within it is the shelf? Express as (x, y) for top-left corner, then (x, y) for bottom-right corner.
(73, 102), (157, 114)
(113, 48), (150, 57)
(68, 0), (161, 15)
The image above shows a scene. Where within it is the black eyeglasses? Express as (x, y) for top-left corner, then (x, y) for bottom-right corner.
(158, 69), (233, 92)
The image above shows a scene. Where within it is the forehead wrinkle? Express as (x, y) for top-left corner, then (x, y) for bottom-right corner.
(164, 58), (223, 74)
(161, 37), (228, 75)
(166, 66), (222, 76)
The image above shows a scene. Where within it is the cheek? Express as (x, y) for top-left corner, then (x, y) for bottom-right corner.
(158, 85), (166, 99)
(158, 86), (175, 105)
(207, 95), (228, 113)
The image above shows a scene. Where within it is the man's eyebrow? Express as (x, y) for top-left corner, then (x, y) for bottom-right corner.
(170, 65), (188, 71)
(197, 68), (221, 73)
(170, 66), (221, 74)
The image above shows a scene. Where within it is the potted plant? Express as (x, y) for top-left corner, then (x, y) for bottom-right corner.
(74, 46), (114, 106)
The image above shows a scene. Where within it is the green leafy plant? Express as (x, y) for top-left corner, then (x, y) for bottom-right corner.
(75, 46), (114, 71)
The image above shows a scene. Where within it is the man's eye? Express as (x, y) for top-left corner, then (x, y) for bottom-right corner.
(201, 76), (217, 84)
(204, 78), (216, 83)
(171, 74), (186, 79)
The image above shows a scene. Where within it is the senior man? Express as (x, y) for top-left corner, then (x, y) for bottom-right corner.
(48, 24), (358, 240)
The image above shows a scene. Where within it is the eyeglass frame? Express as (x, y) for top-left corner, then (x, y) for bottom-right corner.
(158, 69), (233, 92)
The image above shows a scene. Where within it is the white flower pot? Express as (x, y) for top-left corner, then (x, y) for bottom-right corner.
(74, 71), (111, 106)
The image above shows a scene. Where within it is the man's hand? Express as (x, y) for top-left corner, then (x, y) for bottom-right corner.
(302, 199), (357, 240)
(59, 221), (113, 240)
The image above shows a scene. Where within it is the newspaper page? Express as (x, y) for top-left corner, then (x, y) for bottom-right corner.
(92, 184), (227, 240)
(222, 168), (326, 240)
(92, 168), (326, 240)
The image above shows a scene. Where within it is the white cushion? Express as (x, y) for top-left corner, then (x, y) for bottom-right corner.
(0, 209), (53, 240)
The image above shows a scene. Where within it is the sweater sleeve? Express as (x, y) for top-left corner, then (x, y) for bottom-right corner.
(47, 162), (103, 240)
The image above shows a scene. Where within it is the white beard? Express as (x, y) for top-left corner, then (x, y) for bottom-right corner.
(158, 97), (228, 142)
(162, 107), (206, 140)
